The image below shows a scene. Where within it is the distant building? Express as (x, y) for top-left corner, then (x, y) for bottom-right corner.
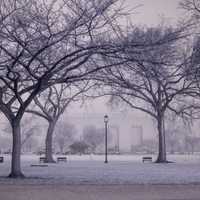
(61, 111), (156, 153)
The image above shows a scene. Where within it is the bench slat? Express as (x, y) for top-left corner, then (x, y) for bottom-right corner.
(31, 164), (48, 167)
(142, 157), (152, 163)
(57, 157), (67, 162)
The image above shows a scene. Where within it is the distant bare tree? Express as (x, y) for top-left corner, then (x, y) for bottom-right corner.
(165, 112), (187, 154)
(69, 141), (90, 155)
(26, 83), (91, 162)
(82, 125), (104, 153)
(0, 0), (129, 177)
(54, 121), (77, 154)
(3, 115), (39, 149)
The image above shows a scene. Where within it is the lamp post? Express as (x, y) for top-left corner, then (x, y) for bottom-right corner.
(104, 115), (109, 163)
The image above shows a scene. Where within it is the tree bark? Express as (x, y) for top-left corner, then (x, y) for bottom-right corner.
(59, 142), (64, 154)
(9, 121), (24, 178)
(155, 117), (167, 163)
(45, 121), (56, 163)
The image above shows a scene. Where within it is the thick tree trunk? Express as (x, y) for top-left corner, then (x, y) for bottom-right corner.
(155, 117), (167, 163)
(45, 121), (56, 163)
(9, 121), (24, 178)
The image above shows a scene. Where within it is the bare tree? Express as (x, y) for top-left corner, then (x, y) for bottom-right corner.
(0, 0), (129, 177)
(178, 1), (200, 135)
(180, 0), (200, 18)
(96, 26), (192, 162)
(26, 83), (86, 162)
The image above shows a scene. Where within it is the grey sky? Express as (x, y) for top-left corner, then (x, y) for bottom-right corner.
(128, 0), (182, 26)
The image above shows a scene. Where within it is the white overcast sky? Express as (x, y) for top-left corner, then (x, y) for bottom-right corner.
(128, 0), (183, 26)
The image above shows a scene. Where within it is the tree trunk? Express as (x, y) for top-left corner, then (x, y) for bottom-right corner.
(191, 143), (194, 154)
(45, 121), (56, 163)
(155, 117), (167, 163)
(170, 143), (175, 154)
(9, 121), (24, 178)
(60, 143), (64, 154)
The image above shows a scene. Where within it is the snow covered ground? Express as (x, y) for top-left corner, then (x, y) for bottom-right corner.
(1, 154), (200, 185)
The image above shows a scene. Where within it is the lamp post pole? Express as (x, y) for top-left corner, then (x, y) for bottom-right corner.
(104, 115), (109, 163)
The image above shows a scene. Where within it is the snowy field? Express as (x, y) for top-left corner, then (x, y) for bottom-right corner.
(1, 154), (200, 185)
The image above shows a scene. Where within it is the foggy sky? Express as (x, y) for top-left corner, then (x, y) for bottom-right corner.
(128, 0), (182, 26)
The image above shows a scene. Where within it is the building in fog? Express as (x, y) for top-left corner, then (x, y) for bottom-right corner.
(61, 111), (156, 153)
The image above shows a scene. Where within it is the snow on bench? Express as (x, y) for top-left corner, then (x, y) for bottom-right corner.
(142, 156), (152, 163)
(39, 157), (46, 163)
(30, 164), (48, 167)
(57, 157), (67, 162)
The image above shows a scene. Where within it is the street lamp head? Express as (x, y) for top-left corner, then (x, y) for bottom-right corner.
(104, 114), (109, 123)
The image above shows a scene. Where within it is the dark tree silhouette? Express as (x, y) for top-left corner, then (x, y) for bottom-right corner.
(0, 0), (129, 177)
(26, 84), (88, 162)
(95, 26), (192, 163)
